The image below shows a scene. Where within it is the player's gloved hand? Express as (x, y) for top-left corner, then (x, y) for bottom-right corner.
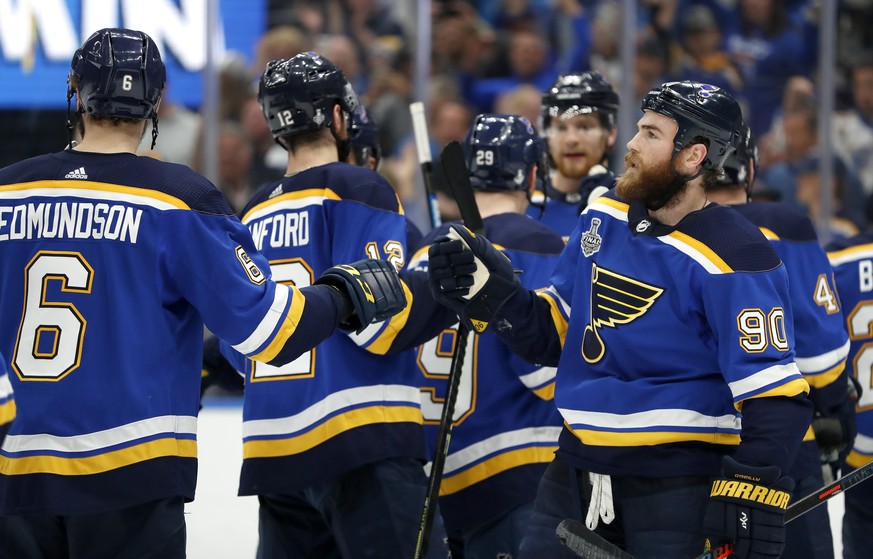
(427, 224), (520, 333)
(703, 456), (794, 559)
(315, 258), (407, 334)
(813, 375), (860, 468)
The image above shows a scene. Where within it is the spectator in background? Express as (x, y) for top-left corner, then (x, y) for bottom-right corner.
(724, 0), (810, 137)
(219, 54), (256, 123)
(634, 31), (670, 105)
(833, 58), (873, 197)
(253, 25), (312, 81)
(671, 4), (743, 97)
(757, 96), (867, 229)
(138, 85), (202, 167)
(241, 98), (286, 188)
(588, 0), (622, 89)
(795, 157), (863, 242)
(494, 84), (544, 128)
(464, 29), (557, 114)
(215, 122), (256, 214)
(316, 33), (368, 98)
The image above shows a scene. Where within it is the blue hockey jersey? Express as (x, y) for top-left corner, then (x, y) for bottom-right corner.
(730, 202), (850, 478)
(827, 233), (873, 469)
(225, 162), (454, 495)
(498, 191), (811, 477)
(410, 213), (565, 531)
(0, 150), (343, 515)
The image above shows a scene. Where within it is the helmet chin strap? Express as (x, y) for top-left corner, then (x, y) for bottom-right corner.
(329, 117), (351, 163)
(645, 156), (705, 211)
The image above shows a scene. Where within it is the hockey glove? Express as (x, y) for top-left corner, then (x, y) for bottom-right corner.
(813, 375), (860, 468)
(315, 258), (407, 334)
(427, 224), (520, 333)
(703, 456), (794, 559)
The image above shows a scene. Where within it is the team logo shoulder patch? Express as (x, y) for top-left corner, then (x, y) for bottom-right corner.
(581, 218), (603, 257)
(582, 263), (664, 363)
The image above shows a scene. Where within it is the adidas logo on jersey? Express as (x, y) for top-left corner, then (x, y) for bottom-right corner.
(268, 184), (283, 199)
(64, 167), (88, 179)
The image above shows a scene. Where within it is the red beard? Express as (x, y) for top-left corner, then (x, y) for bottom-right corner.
(615, 152), (681, 208)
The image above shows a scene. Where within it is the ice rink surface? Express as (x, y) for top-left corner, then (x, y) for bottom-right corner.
(187, 398), (846, 558)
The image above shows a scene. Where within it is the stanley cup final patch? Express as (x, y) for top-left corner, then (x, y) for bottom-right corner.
(581, 218), (602, 257)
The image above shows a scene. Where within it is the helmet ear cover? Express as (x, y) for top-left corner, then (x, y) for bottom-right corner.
(348, 106), (381, 169)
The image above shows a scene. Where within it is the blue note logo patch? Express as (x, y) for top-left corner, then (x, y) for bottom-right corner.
(582, 263), (664, 363)
(581, 218), (603, 257)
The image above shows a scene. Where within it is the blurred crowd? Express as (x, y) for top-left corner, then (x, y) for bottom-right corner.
(18, 0), (873, 237)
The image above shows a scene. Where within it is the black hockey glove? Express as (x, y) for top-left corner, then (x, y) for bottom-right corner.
(427, 224), (520, 333)
(813, 374), (861, 469)
(315, 259), (407, 334)
(703, 456), (794, 559)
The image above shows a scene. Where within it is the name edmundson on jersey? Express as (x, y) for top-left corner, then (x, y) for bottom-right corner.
(0, 201), (142, 243)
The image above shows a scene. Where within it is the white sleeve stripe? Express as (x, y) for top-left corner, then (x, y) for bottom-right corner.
(347, 319), (388, 347)
(657, 235), (726, 274)
(242, 385), (421, 438)
(559, 407), (741, 432)
(232, 284), (290, 355)
(852, 433), (873, 454)
(794, 338), (850, 374)
(542, 286), (571, 318)
(443, 426), (562, 473)
(1, 415), (198, 453)
(728, 362), (803, 399)
(0, 373), (12, 399)
(519, 366), (557, 388)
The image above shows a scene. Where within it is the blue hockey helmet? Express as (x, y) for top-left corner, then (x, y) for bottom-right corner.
(258, 52), (360, 140)
(69, 28), (165, 120)
(348, 106), (381, 169)
(640, 81), (743, 170)
(541, 71), (619, 130)
(462, 114), (547, 192)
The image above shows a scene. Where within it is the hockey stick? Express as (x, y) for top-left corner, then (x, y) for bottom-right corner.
(409, 101), (442, 229)
(412, 140), (482, 559)
(557, 458), (873, 559)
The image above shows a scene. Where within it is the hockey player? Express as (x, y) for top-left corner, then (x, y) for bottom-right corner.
(0, 357), (12, 445)
(428, 82), (813, 558)
(409, 114), (565, 558)
(528, 71), (620, 239)
(218, 53), (455, 558)
(0, 30), (406, 559)
(826, 230), (873, 559)
(706, 126), (852, 559)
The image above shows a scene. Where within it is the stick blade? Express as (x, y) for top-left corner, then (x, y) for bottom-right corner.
(556, 519), (636, 559)
(440, 140), (483, 234)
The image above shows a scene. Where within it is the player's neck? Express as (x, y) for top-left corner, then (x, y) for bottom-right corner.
(285, 145), (338, 175)
(74, 123), (144, 154)
(551, 172), (579, 194)
(705, 187), (746, 205)
(650, 182), (708, 227)
(475, 191), (526, 218)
